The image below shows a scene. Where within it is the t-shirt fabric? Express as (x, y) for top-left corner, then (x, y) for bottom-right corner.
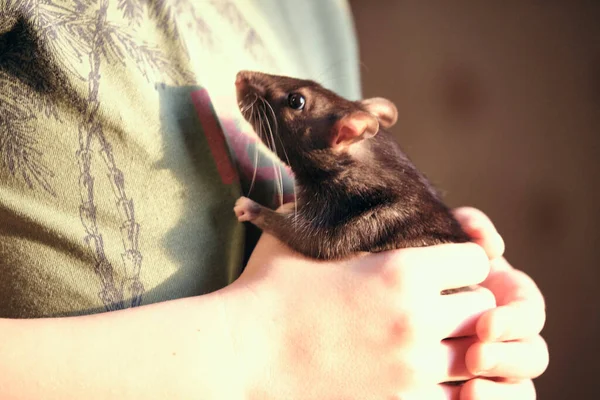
(0, 0), (361, 317)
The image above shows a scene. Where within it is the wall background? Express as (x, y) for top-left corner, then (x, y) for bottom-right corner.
(348, 2), (599, 399)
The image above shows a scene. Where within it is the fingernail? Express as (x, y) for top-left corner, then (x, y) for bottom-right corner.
(475, 345), (498, 375)
(487, 307), (508, 341)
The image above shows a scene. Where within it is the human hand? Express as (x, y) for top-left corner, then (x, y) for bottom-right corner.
(453, 207), (549, 400)
(222, 232), (495, 400)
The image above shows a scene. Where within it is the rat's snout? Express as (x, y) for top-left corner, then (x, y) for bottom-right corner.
(235, 71), (249, 88)
(236, 70), (262, 86)
(235, 70), (266, 102)
(236, 71), (265, 121)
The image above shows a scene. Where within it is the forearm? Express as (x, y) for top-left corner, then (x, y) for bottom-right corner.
(0, 292), (246, 400)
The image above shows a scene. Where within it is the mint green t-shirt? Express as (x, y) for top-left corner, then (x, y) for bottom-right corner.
(0, 0), (361, 317)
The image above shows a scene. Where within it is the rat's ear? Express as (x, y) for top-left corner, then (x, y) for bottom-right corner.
(331, 111), (379, 149)
(360, 97), (398, 129)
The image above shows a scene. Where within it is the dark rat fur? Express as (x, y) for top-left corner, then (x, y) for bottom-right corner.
(233, 70), (471, 262)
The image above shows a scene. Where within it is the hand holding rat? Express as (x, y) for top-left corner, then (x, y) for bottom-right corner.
(222, 232), (495, 400)
(452, 207), (549, 400)
(232, 71), (547, 398)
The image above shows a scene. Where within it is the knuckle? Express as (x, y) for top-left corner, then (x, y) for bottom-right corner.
(390, 306), (438, 347)
(378, 250), (419, 292)
(464, 243), (491, 282)
(474, 286), (497, 308)
(390, 310), (419, 343)
(389, 360), (419, 389)
(395, 350), (437, 387)
(379, 258), (403, 288)
(469, 242), (491, 267)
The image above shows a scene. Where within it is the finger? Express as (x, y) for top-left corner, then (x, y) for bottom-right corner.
(402, 383), (462, 400)
(440, 287), (497, 339)
(483, 260), (545, 308)
(466, 336), (549, 379)
(453, 207), (505, 260)
(477, 301), (546, 342)
(392, 242), (490, 293)
(460, 378), (536, 400)
(439, 336), (479, 382)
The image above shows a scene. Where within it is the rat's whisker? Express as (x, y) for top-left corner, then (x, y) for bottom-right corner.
(256, 102), (268, 151)
(270, 158), (282, 207)
(247, 106), (259, 196)
(264, 100), (287, 162)
(262, 97), (279, 141)
(255, 100), (282, 200)
(241, 94), (259, 114)
(264, 99), (297, 219)
(259, 102), (279, 162)
(259, 99), (277, 155)
(260, 106), (280, 203)
(259, 99), (284, 205)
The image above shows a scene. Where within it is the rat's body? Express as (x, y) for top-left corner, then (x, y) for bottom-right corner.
(233, 70), (471, 262)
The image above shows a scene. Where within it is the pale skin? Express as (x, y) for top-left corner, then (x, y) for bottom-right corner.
(452, 207), (549, 399)
(0, 208), (547, 399)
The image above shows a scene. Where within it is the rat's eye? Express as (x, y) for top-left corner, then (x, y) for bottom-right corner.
(287, 93), (305, 110)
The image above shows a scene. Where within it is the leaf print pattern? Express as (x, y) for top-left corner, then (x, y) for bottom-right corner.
(148, 0), (180, 39)
(72, 0), (193, 310)
(211, 0), (277, 69)
(25, 1), (90, 83)
(0, 3), (77, 194)
(0, 73), (56, 194)
(118, 0), (143, 26)
(157, 0), (214, 51)
(1, 0), (281, 314)
(1, 0), (202, 312)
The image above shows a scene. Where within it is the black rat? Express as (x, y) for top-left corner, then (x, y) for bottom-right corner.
(232, 70), (473, 293)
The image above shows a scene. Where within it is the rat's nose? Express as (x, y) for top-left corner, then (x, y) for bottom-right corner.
(235, 74), (244, 87)
(235, 70), (267, 102)
(235, 71), (254, 106)
(235, 71), (251, 87)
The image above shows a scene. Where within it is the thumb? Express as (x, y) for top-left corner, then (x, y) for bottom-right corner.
(453, 207), (505, 260)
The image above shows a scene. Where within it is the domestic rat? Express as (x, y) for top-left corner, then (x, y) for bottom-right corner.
(233, 70), (472, 282)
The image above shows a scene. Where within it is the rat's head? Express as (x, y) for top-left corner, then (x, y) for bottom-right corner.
(235, 70), (398, 174)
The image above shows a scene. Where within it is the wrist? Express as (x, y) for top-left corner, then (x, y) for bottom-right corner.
(217, 281), (283, 400)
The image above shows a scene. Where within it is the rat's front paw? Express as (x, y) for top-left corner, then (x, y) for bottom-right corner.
(234, 196), (261, 222)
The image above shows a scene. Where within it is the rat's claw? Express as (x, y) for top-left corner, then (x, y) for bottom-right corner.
(234, 196), (261, 222)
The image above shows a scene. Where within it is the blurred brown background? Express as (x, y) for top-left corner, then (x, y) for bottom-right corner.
(349, 2), (599, 399)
